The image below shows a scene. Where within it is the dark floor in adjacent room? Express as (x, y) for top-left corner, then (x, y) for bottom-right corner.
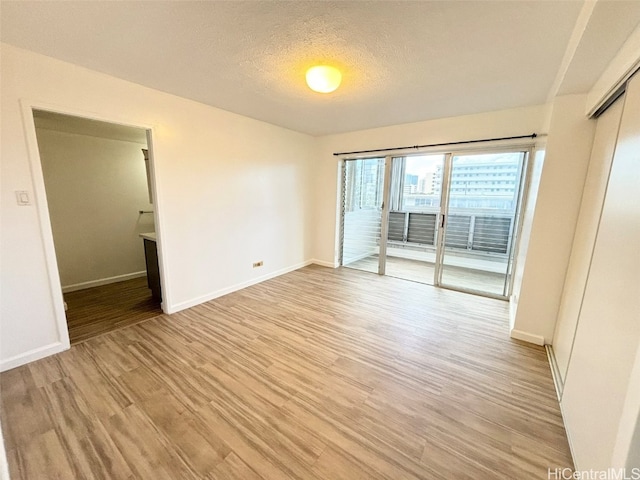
(64, 276), (162, 344)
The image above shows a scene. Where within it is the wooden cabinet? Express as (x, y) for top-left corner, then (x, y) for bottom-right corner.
(142, 236), (161, 302)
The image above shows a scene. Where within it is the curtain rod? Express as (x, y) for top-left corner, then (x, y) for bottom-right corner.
(332, 133), (537, 156)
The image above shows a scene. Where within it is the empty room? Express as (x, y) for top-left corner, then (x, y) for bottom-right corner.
(1, 1), (639, 479)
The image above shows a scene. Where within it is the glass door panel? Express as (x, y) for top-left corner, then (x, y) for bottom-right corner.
(341, 158), (385, 274)
(438, 152), (526, 296)
(384, 154), (445, 284)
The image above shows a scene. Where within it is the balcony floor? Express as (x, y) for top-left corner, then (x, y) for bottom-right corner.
(345, 254), (508, 296)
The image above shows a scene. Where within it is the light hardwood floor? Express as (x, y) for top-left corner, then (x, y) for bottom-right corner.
(65, 276), (163, 344)
(1, 265), (572, 479)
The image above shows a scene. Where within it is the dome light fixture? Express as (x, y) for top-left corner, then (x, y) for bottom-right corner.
(306, 65), (342, 93)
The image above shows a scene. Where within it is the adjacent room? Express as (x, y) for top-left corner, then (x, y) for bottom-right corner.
(33, 111), (162, 343)
(1, 1), (639, 479)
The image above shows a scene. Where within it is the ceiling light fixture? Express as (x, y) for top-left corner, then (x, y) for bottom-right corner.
(306, 65), (342, 93)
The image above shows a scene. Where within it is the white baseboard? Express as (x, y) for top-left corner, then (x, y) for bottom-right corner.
(548, 351), (578, 470)
(0, 341), (68, 372)
(311, 259), (338, 268)
(62, 271), (147, 293)
(166, 260), (314, 314)
(510, 328), (545, 346)
(545, 344), (564, 400)
(0, 419), (9, 480)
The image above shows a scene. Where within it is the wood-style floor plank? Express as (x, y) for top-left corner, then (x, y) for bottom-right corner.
(64, 276), (162, 344)
(1, 265), (573, 479)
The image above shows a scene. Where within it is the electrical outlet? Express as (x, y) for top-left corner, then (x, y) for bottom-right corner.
(253, 261), (264, 268)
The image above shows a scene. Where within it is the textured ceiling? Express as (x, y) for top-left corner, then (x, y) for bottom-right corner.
(1, 1), (633, 135)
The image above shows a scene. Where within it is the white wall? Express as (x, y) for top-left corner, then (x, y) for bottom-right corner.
(35, 127), (153, 290)
(509, 145), (545, 333)
(0, 44), (314, 370)
(510, 94), (596, 344)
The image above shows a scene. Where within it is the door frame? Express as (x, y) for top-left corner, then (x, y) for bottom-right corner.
(378, 156), (393, 275)
(19, 99), (169, 350)
(433, 153), (453, 286)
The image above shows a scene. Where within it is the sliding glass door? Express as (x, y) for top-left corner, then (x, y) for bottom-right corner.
(385, 154), (445, 284)
(438, 152), (526, 296)
(340, 149), (529, 299)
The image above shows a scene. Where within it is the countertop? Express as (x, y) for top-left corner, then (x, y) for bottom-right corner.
(139, 232), (157, 242)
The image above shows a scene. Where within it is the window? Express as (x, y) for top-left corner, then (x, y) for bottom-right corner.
(344, 158), (384, 212)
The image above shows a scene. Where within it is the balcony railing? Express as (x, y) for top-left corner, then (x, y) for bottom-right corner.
(388, 211), (514, 255)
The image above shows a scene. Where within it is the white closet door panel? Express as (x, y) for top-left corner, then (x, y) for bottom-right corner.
(553, 98), (624, 385)
(562, 73), (640, 470)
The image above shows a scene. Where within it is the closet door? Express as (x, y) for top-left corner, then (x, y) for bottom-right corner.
(552, 98), (624, 387)
(561, 73), (640, 469)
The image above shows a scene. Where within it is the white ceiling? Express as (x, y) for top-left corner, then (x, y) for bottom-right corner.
(2, 1), (639, 136)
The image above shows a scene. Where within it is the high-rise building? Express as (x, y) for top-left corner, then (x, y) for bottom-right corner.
(429, 157), (521, 209)
(418, 172), (435, 194)
(405, 173), (418, 186)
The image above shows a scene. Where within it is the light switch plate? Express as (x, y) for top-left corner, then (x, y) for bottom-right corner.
(15, 190), (31, 206)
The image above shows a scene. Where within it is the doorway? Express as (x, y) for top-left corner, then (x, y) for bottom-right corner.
(340, 148), (529, 299)
(32, 110), (163, 343)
